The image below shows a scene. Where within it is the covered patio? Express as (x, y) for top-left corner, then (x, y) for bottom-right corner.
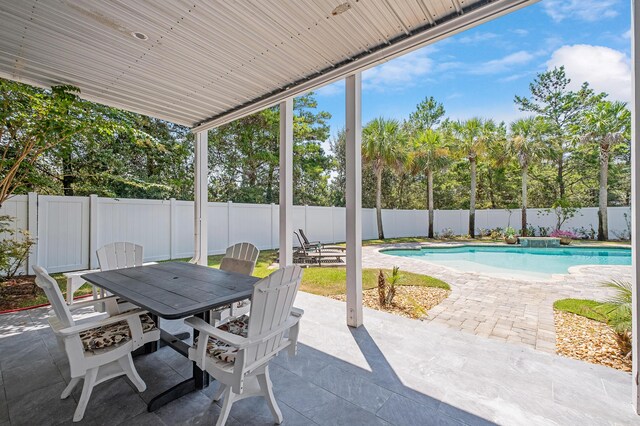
(1, 0), (640, 423)
(2, 292), (637, 425)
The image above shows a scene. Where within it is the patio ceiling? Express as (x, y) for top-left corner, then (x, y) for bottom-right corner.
(0, 0), (536, 130)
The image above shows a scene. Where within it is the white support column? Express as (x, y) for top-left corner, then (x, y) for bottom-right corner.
(632, 0), (640, 413)
(345, 73), (363, 328)
(191, 130), (208, 266)
(279, 98), (294, 267)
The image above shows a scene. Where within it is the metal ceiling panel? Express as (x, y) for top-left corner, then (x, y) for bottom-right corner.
(0, 0), (538, 128)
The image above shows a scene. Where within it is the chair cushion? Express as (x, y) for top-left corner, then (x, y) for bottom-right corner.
(193, 315), (249, 363)
(80, 313), (157, 353)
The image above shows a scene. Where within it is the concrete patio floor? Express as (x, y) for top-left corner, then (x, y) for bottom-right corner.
(0, 291), (635, 425)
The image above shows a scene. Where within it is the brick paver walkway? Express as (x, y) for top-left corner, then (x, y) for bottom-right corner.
(362, 243), (631, 353)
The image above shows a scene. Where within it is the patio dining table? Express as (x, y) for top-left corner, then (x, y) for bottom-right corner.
(82, 261), (259, 411)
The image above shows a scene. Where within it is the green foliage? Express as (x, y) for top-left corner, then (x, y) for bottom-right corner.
(377, 266), (403, 306)
(503, 226), (516, 238)
(0, 216), (35, 281)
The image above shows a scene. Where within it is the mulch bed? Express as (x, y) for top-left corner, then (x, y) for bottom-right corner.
(330, 286), (450, 319)
(0, 275), (46, 311)
(554, 309), (631, 372)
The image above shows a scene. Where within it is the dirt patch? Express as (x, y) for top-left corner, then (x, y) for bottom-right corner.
(330, 286), (450, 319)
(0, 275), (47, 311)
(554, 309), (631, 372)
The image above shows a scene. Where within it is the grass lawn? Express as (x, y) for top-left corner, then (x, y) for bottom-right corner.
(553, 298), (616, 323)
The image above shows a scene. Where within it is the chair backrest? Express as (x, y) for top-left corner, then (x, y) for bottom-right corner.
(293, 232), (306, 253)
(33, 266), (74, 329)
(97, 242), (144, 271)
(298, 229), (311, 245)
(246, 265), (302, 364)
(220, 242), (259, 275)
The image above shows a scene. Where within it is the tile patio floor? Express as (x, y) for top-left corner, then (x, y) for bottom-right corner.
(0, 291), (636, 425)
(363, 243), (632, 353)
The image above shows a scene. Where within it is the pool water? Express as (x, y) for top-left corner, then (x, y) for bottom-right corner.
(381, 245), (632, 279)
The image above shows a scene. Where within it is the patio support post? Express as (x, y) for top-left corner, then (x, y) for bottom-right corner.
(345, 73), (363, 327)
(279, 98), (294, 267)
(632, 0), (640, 413)
(191, 130), (208, 266)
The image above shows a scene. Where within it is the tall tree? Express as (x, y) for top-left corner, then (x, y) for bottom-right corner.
(446, 118), (496, 237)
(580, 101), (631, 240)
(0, 79), (147, 206)
(407, 129), (450, 238)
(508, 117), (548, 235)
(514, 66), (604, 201)
(362, 118), (406, 239)
(408, 96), (446, 133)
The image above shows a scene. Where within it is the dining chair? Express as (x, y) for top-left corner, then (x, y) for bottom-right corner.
(186, 265), (304, 426)
(33, 266), (160, 422)
(211, 242), (260, 325)
(96, 242), (145, 311)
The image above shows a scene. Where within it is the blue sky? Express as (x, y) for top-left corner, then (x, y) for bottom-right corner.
(309, 0), (632, 143)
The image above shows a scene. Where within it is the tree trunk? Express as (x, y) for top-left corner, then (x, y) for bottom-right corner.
(557, 153), (565, 200)
(62, 153), (75, 196)
(427, 169), (434, 239)
(598, 149), (609, 241)
(376, 169), (384, 240)
(521, 165), (528, 236)
(469, 158), (476, 238)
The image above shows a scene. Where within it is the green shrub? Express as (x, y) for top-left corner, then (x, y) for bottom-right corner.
(0, 215), (35, 281)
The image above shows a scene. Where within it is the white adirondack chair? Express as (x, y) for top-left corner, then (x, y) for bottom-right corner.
(185, 265), (304, 426)
(96, 242), (145, 310)
(33, 266), (160, 422)
(212, 242), (260, 324)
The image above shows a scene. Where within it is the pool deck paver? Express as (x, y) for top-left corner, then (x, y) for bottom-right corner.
(362, 243), (632, 353)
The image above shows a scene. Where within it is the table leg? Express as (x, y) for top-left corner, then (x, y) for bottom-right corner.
(144, 314), (159, 354)
(147, 310), (212, 412)
(193, 310), (210, 389)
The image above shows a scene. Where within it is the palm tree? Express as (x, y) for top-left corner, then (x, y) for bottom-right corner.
(508, 117), (547, 236)
(362, 117), (406, 239)
(581, 101), (631, 241)
(446, 118), (496, 238)
(407, 129), (450, 238)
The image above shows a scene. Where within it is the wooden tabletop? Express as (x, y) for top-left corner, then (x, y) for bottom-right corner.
(82, 262), (259, 319)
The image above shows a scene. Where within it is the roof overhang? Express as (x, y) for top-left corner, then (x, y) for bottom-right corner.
(0, 0), (538, 131)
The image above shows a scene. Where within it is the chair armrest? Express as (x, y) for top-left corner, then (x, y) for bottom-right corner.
(184, 316), (249, 348)
(68, 295), (118, 310)
(291, 307), (304, 317)
(68, 295), (120, 316)
(57, 308), (148, 336)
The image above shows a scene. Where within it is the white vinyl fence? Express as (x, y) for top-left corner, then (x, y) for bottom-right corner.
(0, 193), (631, 274)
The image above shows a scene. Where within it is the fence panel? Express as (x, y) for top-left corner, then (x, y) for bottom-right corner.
(0, 193), (632, 274)
(37, 195), (89, 273)
(96, 198), (172, 264)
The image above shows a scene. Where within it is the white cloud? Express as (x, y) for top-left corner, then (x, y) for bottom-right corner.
(512, 29), (529, 37)
(458, 32), (498, 44)
(541, 0), (619, 22)
(623, 28), (631, 39)
(546, 44), (631, 101)
(313, 80), (344, 97)
(471, 51), (535, 75)
(362, 48), (433, 92)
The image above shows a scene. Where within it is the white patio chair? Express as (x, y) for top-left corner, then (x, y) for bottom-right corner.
(33, 266), (160, 422)
(96, 242), (145, 311)
(186, 265), (304, 426)
(211, 242), (260, 325)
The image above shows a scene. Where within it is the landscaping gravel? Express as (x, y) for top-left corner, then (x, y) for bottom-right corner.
(554, 309), (631, 372)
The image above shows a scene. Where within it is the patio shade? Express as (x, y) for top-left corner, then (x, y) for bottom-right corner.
(0, 0), (536, 130)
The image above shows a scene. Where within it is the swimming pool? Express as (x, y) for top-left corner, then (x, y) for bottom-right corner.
(381, 245), (632, 279)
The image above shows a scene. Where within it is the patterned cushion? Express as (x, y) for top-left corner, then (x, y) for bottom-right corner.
(193, 315), (249, 363)
(80, 313), (157, 353)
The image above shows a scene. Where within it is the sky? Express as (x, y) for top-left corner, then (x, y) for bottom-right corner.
(308, 0), (632, 145)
